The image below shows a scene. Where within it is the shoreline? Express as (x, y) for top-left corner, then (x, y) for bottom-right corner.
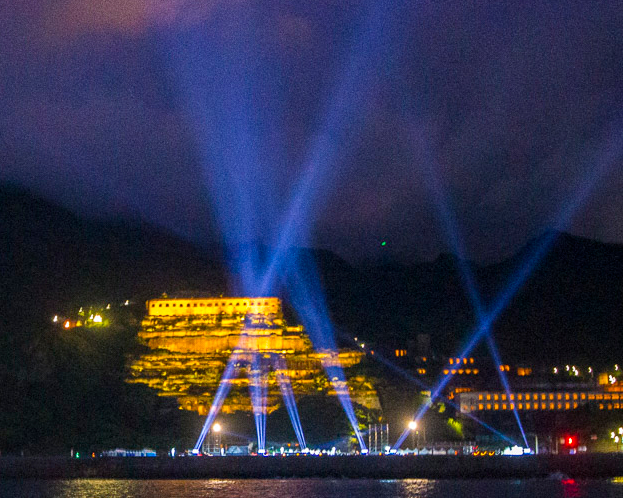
(0, 454), (622, 479)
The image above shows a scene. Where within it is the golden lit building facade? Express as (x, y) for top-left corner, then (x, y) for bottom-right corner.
(129, 295), (379, 416)
(459, 390), (623, 414)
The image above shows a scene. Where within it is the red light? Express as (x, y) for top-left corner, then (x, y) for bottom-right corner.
(564, 435), (577, 447)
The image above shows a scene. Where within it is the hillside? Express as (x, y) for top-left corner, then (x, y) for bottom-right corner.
(2, 183), (623, 365)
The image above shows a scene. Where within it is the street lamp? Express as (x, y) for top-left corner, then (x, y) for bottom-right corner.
(210, 423), (222, 455)
(408, 421), (418, 450)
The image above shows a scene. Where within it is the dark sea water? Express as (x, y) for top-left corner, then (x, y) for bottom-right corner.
(1, 478), (623, 498)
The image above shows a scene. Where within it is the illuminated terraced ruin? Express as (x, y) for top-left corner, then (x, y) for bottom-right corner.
(129, 296), (379, 415)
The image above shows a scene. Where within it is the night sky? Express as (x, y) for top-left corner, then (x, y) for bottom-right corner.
(2, 0), (623, 263)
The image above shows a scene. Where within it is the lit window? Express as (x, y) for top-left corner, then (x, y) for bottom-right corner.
(458, 369), (464, 374)
(494, 394), (499, 401)
(549, 394), (554, 400)
(541, 403), (546, 410)
(486, 395), (491, 401)
(443, 369), (449, 375)
(565, 403), (570, 410)
(463, 358), (467, 364)
(449, 359), (454, 365)
(502, 404), (507, 410)
(510, 403), (514, 410)
(557, 393), (562, 400)
(549, 403), (554, 410)
(494, 404), (499, 410)
(501, 394), (506, 401)
(518, 394), (523, 400)
(473, 369), (479, 374)
(486, 404), (491, 410)
(478, 394), (483, 400)
(478, 404), (484, 410)
(518, 403), (523, 410)
(451, 370), (456, 375)
(525, 394), (530, 400)
(466, 369), (471, 374)
(557, 403), (562, 410)
(470, 358), (474, 364)
(510, 394), (514, 400)
(581, 393), (586, 400)
(565, 393), (570, 400)
(541, 393), (546, 400)
(573, 393), (578, 400)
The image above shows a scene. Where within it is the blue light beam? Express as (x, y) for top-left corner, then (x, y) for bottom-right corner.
(409, 127), (529, 446)
(273, 354), (306, 450)
(285, 255), (367, 450)
(194, 353), (240, 451)
(249, 353), (267, 451)
(412, 123), (623, 432)
(259, 0), (410, 295)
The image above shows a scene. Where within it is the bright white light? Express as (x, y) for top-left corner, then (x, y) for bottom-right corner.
(408, 421), (418, 431)
(619, 427), (623, 435)
(553, 367), (558, 374)
(170, 448), (176, 457)
(566, 365), (570, 371)
(616, 365), (619, 371)
(124, 300), (129, 306)
(503, 445), (524, 456)
(611, 432), (616, 439)
(106, 304), (111, 310)
(616, 436), (620, 443)
(360, 343), (365, 348)
(93, 314), (102, 323)
(212, 423), (221, 433)
(52, 315), (58, 323)
(64, 321), (70, 329)
(588, 367), (592, 373)
(361, 449), (369, 455)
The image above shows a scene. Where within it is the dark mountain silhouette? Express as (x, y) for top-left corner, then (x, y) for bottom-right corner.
(2, 182), (622, 366)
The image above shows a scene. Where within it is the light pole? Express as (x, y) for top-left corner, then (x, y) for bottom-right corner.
(408, 421), (418, 450)
(212, 422), (222, 455)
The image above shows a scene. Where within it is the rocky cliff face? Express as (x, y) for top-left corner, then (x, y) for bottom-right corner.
(128, 297), (380, 415)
